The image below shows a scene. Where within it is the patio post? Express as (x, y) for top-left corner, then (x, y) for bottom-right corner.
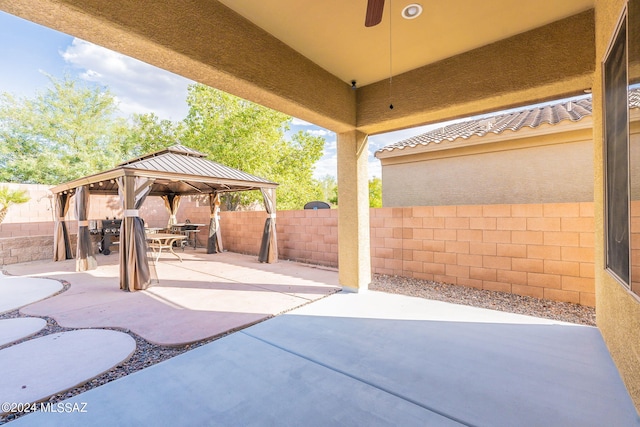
(337, 130), (371, 292)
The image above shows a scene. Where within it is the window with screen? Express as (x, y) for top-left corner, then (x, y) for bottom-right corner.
(604, 9), (630, 287)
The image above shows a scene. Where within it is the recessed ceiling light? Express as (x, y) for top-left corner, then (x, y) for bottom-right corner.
(402, 4), (423, 20)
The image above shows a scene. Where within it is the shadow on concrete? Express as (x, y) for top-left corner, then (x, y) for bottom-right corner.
(11, 307), (640, 426)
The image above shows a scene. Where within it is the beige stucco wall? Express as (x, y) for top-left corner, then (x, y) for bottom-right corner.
(594, 0), (640, 411)
(381, 126), (594, 207)
(357, 10), (595, 135)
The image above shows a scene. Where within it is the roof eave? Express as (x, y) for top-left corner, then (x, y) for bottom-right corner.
(50, 166), (278, 195)
(50, 168), (127, 194)
(126, 168), (278, 188)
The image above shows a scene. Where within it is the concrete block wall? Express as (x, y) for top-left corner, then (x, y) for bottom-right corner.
(220, 209), (339, 267)
(370, 203), (595, 306)
(220, 210), (264, 256)
(0, 235), (77, 266)
(276, 209), (339, 267)
(222, 203), (596, 306)
(0, 183), (596, 306)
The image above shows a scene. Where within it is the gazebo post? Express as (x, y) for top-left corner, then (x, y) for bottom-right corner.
(75, 185), (97, 271)
(258, 187), (278, 263)
(118, 175), (154, 291)
(162, 193), (181, 229)
(52, 191), (73, 261)
(207, 191), (223, 254)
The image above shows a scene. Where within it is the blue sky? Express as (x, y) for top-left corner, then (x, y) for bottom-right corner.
(0, 11), (435, 179)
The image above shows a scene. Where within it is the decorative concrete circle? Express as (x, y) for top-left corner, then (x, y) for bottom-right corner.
(0, 318), (47, 347)
(0, 277), (63, 314)
(0, 329), (136, 412)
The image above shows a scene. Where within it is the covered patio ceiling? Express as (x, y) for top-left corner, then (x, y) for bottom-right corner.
(0, 0), (595, 135)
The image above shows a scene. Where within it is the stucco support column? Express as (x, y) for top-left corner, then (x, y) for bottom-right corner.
(337, 130), (371, 292)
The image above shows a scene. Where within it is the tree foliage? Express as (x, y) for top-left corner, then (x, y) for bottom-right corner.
(181, 84), (325, 210)
(0, 78), (327, 211)
(317, 175), (338, 206)
(0, 75), (129, 184)
(369, 177), (383, 208)
(322, 176), (383, 208)
(122, 113), (184, 160)
(0, 186), (30, 224)
(0, 186), (29, 210)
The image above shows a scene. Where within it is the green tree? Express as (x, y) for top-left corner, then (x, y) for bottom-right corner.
(0, 75), (129, 184)
(122, 113), (184, 160)
(317, 175), (338, 206)
(369, 176), (382, 208)
(325, 177), (382, 207)
(0, 186), (29, 224)
(181, 84), (325, 210)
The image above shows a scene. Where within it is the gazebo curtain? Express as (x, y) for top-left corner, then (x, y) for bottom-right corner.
(258, 187), (278, 263)
(118, 176), (154, 291)
(75, 185), (97, 271)
(207, 192), (223, 254)
(53, 192), (73, 261)
(162, 194), (181, 228)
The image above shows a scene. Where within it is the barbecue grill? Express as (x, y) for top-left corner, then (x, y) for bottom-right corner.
(97, 218), (121, 255)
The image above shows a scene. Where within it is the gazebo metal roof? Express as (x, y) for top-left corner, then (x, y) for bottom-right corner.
(50, 144), (278, 196)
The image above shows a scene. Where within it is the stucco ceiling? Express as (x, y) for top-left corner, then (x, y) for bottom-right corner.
(0, 0), (597, 134)
(218, 0), (594, 87)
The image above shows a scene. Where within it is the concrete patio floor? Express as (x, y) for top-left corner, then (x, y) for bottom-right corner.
(3, 251), (639, 425)
(7, 290), (640, 426)
(5, 251), (340, 345)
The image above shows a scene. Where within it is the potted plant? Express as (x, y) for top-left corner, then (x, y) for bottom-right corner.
(0, 186), (30, 225)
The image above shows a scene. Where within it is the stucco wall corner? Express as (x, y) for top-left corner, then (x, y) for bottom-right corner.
(594, 0), (640, 412)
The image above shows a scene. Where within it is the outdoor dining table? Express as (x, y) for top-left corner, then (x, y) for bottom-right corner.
(144, 227), (165, 234)
(146, 233), (186, 262)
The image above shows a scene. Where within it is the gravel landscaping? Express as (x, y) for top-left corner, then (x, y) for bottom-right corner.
(371, 274), (596, 326)
(0, 273), (595, 424)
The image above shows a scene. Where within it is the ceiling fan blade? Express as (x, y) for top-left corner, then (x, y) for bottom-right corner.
(365, 0), (385, 27)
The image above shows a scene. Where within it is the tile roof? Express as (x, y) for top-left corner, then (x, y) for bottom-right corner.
(376, 88), (640, 155)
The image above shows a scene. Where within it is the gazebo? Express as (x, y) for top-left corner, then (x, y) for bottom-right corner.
(50, 144), (279, 292)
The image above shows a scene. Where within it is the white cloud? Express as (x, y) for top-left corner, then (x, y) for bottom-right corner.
(324, 139), (337, 151)
(369, 159), (381, 179)
(313, 154), (338, 179)
(307, 129), (330, 137)
(60, 39), (191, 120)
(313, 135), (337, 179)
